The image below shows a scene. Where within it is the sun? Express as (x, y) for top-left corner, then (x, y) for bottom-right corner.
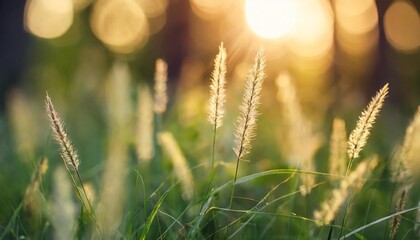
(245, 0), (297, 39)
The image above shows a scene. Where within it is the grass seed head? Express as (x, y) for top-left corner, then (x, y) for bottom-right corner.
(348, 83), (389, 160)
(208, 42), (227, 128)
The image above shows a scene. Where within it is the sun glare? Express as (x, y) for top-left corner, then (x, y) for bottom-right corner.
(245, 0), (297, 39)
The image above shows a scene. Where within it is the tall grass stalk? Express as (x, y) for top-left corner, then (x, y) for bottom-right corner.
(96, 61), (132, 238)
(49, 167), (77, 240)
(45, 94), (95, 217)
(45, 93), (104, 239)
(389, 106), (420, 238)
(275, 72), (321, 195)
(338, 83), (388, 237)
(136, 85), (154, 162)
(158, 131), (194, 200)
(346, 83), (389, 174)
(227, 48), (265, 235)
(207, 42), (227, 193)
(153, 58), (168, 181)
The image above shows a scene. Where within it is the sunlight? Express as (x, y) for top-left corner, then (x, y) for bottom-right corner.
(288, 0), (333, 59)
(245, 0), (297, 39)
(24, 0), (73, 39)
(90, 0), (149, 53)
(384, 1), (420, 53)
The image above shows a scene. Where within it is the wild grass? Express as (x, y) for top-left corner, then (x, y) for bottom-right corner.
(1, 45), (420, 240)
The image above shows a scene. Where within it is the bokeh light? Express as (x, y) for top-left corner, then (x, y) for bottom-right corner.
(72, 0), (92, 11)
(288, 0), (334, 59)
(384, 1), (420, 53)
(190, 0), (233, 20)
(90, 0), (149, 54)
(24, 0), (74, 39)
(335, 0), (378, 55)
(136, 0), (168, 18)
(335, 0), (378, 35)
(245, 0), (297, 39)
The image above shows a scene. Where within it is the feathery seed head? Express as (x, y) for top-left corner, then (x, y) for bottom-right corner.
(391, 106), (420, 182)
(45, 94), (80, 170)
(233, 48), (266, 159)
(348, 83), (389, 160)
(136, 86), (154, 161)
(23, 157), (49, 215)
(208, 42), (227, 128)
(158, 131), (195, 200)
(329, 118), (347, 180)
(390, 186), (409, 238)
(314, 156), (378, 225)
(154, 59), (168, 113)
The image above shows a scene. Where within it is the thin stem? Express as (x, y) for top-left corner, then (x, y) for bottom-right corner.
(286, 171), (299, 236)
(225, 153), (242, 238)
(228, 154), (241, 211)
(228, 72), (258, 212)
(206, 124), (218, 196)
(338, 156), (355, 238)
(64, 163), (103, 239)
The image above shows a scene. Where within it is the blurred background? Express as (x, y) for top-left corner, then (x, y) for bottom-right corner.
(1, 0), (420, 236)
(1, 0), (419, 110)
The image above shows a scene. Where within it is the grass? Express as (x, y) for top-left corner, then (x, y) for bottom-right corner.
(1, 45), (420, 240)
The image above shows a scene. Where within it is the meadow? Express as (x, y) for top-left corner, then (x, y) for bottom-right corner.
(0, 44), (419, 239)
(2, 0), (420, 239)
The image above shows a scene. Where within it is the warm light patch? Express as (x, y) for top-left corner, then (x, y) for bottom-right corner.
(334, 0), (379, 55)
(288, 0), (334, 58)
(72, 0), (92, 11)
(24, 0), (73, 39)
(191, 0), (233, 19)
(137, 0), (168, 18)
(245, 0), (297, 39)
(384, 1), (420, 53)
(90, 0), (149, 53)
(335, 0), (378, 35)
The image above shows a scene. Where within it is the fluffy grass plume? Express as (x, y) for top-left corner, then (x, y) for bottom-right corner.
(48, 167), (77, 240)
(45, 93), (96, 222)
(314, 156), (378, 225)
(228, 48), (265, 220)
(276, 72), (309, 165)
(390, 186), (409, 238)
(23, 157), (48, 223)
(348, 83), (389, 160)
(275, 72), (322, 195)
(233, 48), (265, 160)
(136, 85), (154, 162)
(97, 61), (131, 237)
(23, 157), (48, 210)
(389, 107), (420, 238)
(391, 106), (420, 182)
(45, 94), (80, 170)
(158, 131), (194, 200)
(329, 118), (347, 181)
(154, 58), (168, 113)
(8, 90), (38, 162)
(208, 42), (227, 128)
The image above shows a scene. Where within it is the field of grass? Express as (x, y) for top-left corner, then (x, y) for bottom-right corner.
(1, 41), (420, 240)
(2, 1), (420, 239)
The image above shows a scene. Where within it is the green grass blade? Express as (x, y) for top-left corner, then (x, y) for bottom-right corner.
(339, 206), (420, 239)
(140, 184), (176, 240)
(0, 202), (23, 240)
